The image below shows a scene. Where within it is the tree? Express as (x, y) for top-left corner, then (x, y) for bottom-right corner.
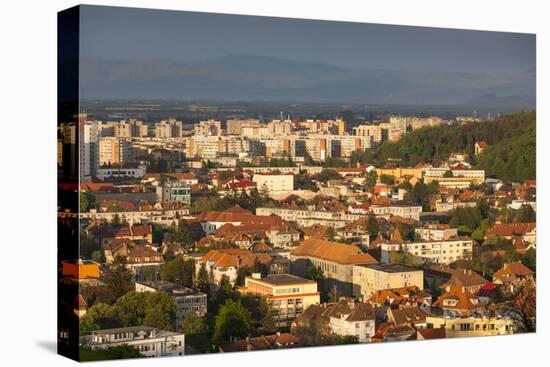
(111, 291), (147, 327)
(293, 318), (340, 346)
(160, 256), (195, 287)
(143, 291), (177, 331)
(305, 264), (325, 282)
(493, 280), (536, 332)
(522, 248), (536, 272)
(180, 312), (210, 352)
(261, 309), (277, 334)
(111, 214), (121, 226)
(367, 212), (379, 237)
(105, 257), (133, 301)
(212, 300), (254, 346)
(364, 170), (378, 190)
(215, 275), (238, 307)
(312, 169), (341, 183)
(80, 303), (118, 335)
(91, 250), (104, 263)
(380, 174), (394, 185)
(196, 263), (210, 295)
(80, 191), (95, 212)
(79, 345), (144, 361)
(443, 170), (454, 178)
(339, 335), (359, 344)
(431, 276), (442, 298)
(515, 205), (536, 223)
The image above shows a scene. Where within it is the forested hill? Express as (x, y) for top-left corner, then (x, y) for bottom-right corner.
(364, 110), (536, 183)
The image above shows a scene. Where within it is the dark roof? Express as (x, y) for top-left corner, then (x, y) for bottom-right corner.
(362, 263), (421, 273)
(257, 274), (315, 286)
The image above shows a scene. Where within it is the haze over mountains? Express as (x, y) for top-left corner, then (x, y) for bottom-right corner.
(80, 54), (535, 108)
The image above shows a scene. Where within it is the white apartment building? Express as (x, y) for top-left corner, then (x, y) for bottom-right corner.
(415, 225), (458, 241)
(256, 207), (364, 229)
(85, 326), (185, 357)
(352, 264), (424, 301)
(252, 174), (294, 193)
(380, 238), (473, 265)
(371, 201), (423, 221)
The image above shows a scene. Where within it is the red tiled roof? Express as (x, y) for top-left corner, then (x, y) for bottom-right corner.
(486, 223), (535, 237)
(291, 238), (377, 265)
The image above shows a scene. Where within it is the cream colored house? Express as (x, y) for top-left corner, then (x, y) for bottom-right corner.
(352, 264), (424, 301)
(426, 315), (514, 337)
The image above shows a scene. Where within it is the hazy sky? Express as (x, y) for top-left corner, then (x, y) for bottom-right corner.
(79, 5), (535, 74)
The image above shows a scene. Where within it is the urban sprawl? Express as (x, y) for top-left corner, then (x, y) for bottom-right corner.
(58, 113), (536, 359)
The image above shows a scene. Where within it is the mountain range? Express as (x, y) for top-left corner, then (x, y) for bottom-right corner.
(79, 54), (535, 107)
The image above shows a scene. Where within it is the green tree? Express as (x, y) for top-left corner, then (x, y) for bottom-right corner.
(196, 263), (210, 295)
(364, 170), (378, 190)
(380, 174), (394, 185)
(180, 312), (210, 352)
(143, 291), (177, 331)
(91, 250), (104, 263)
(79, 303), (118, 335)
(105, 257), (133, 301)
(212, 300), (254, 346)
(305, 264), (325, 282)
(79, 345), (144, 361)
(443, 170), (454, 178)
(111, 291), (147, 327)
(367, 212), (379, 237)
(111, 214), (121, 226)
(522, 248), (536, 272)
(160, 256), (195, 287)
(515, 205), (536, 223)
(431, 276), (442, 298)
(80, 191), (95, 212)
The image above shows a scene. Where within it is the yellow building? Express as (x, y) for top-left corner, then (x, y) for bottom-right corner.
(239, 274), (320, 327)
(426, 315), (514, 337)
(375, 167), (423, 184)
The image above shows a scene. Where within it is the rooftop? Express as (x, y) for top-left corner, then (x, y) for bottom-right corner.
(361, 263), (421, 273)
(253, 274), (314, 286)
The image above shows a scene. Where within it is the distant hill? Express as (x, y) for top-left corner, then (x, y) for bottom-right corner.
(79, 54), (535, 107)
(362, 110), (536, 183)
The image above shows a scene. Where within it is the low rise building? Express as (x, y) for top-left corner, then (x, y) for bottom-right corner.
(352, 264), (424, 301)
(84, 326), (185, 357)
(252, 173), (294, 193)
(380, 237), (473, 265)
(238, 273), (320, 327)
(290, 238), (377, 297)
(156, 181), (191, 205)
(371, 201), (422, 221)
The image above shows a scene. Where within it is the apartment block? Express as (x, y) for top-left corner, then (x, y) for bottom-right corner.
(352, 264), (424, 301)
(238, 273), (320, 327)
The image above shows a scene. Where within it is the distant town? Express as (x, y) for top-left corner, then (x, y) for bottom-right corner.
(58, 110), (536, 360)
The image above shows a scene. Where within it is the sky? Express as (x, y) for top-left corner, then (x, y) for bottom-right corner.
(79, 5), (535, 74)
